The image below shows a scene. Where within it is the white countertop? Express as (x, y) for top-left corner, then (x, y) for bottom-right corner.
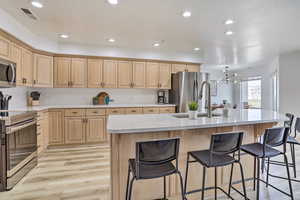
(1, 104), (175, 112)
(107, 109), (287, 134)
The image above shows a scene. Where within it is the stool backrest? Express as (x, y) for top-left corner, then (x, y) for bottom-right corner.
(284, 113), (294, 134)
(263, 127), (290, 156)
(135, 138), (180, 178)
(294, 117), (300, 138)
(209, 132), (244, 155)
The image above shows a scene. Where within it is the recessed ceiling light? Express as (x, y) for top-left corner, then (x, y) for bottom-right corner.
(225, 30), (234, 36)
(60, 34), (69, 39)
(107, 0), (118, 5)
(108, 38), (116, 42)
(225, 19), (235, 25)
(193, 47), (200, 51)
(182, 11), (192, 18)
(31, 0), (43, 8)
(153, 42), (160, 47)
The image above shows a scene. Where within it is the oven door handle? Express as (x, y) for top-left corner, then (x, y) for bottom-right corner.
(7, 120), (37, 134)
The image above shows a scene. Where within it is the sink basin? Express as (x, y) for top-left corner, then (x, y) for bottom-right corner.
(172, 113), (222, 118)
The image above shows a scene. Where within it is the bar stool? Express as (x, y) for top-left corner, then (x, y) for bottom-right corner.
(241, 127), (294, 200)
(184, 132), (247, 200)
(125, 138), (185, 200)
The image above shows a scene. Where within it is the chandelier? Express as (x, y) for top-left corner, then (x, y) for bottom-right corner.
(219, 66), (240, 84)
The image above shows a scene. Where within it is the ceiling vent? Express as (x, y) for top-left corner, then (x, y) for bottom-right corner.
(21, 8), (37, 20)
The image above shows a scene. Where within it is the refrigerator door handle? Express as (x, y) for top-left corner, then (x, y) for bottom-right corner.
(195, 79), (199, 100)
(192, 80), (196, 101)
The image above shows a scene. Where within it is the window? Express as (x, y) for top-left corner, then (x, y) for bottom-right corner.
(240, 77), (262, 109)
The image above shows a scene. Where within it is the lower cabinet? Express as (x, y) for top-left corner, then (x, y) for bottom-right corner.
(48, 110), (65, 145)
(64, 117), (86, 144)
(86, 116), (106, 142)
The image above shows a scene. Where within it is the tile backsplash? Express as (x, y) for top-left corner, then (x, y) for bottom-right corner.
(0, 87), (29, 109)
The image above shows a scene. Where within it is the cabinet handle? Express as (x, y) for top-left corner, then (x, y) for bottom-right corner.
(33, 80), (36, 85)
(112, 110), (118, 113)
(24, 78), (27, 84)
(92, 111), (98, 114)
(72, 112), (78, 114)
(149, 110), (154, 112)
(131, 110), (136, 113)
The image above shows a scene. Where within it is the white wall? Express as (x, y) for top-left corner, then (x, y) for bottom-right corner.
(232, 58), (279, 110)
(279, 51), (300, 116)
(201, 65), (233, 105)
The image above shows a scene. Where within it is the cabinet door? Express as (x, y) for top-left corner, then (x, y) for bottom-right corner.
(64, 117), (85, 144)
(88, 59), (103, 88)
(71, 58), (87, 88)
(159, 63), (171, 89)
(159, 107), (175, 113)
(146, 62), (159, 88)
(48, 110), (64, 145)
(10, 43), (22, 85)
(54, 57), (71, 88)
(132, 61), (146, 88)
(187, 64), (200, 72)
(33, 54), (53, 87)
(0, 35), (10, 60)
(86, 116), (106, 143)
(172, 64), (187, 73)
(118, 61), (132, 88)
(21, 48), (33, 86)
(103, 60), (117, 88)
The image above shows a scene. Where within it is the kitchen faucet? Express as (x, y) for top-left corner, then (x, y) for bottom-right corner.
(199, 81), (212, 118)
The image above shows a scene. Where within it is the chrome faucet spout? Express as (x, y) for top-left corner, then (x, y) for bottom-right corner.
(199, 81), (212, 118)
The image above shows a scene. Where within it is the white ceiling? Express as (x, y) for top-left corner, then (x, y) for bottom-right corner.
(1, 0), (300, 68)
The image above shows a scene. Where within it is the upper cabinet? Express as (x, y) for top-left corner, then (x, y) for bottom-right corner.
(21, 48), (33, 86)
(103, 60), (118, 88)
(0, 35), (10, 60)
(87, 59), (103, 88)
(117, 61), (146, 88)
(132, 61), (146, 88)
(33, 54), (53, 87)
(172, 64), (200, 73)
(10, 43), (22, 85)
(54, 57), (87, 88)
(146, 62), (171, 89)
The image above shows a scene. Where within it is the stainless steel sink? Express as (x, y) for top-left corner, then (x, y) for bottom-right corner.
(172, 113), (222, 118)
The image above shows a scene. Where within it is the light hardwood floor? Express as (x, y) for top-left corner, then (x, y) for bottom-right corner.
(1, 143), (300, 200)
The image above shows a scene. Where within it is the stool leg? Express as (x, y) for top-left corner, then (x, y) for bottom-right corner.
(266, 157), (270, 188)
(184, 154), (190, 195)
(284, 153), (294, 200)
(253, 157), (256, 191)
(214, 167), (217, 200)
(256, 158), (260, 200)
(291, 143), (296, 178)
(128, 177), (135, 200)
(201, 166), (206, 200)
(163, 176), (166, 199)
(177, 171), (186, 200)
(228, 163), (234, 195)
(238, 161), (247, 200)
(126, 167), (131, 200)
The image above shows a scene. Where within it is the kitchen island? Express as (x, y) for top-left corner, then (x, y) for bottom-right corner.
(107, 109), (286, 200)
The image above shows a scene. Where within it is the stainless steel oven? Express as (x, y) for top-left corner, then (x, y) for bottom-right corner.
(0, 111), (37, 191)
(0, 58), (16, 88)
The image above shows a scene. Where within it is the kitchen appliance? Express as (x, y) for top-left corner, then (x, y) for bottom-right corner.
(169, 72), (210, 113)
(0, 111), (37, 191)
(0, 58), (16, 88)
(28, 91), (40, 106)
(157, 90), (168, 104)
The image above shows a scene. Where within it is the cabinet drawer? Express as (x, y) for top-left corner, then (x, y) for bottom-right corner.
(64, 109), (85, 117)
(159, 107), (175, 113)
(125, 108), (143, 115)
(106, 108), (126, 115)
(143, 107), (160, 114)
(86, 109), (106, 116)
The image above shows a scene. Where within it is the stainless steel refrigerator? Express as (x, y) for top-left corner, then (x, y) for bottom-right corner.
(169, 72), (210, 113)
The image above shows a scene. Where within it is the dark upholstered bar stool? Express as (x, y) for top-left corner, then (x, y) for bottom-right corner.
(184, 132), (247, 200)
(241, 127), (294, 200)
(125, 138), (185, 200)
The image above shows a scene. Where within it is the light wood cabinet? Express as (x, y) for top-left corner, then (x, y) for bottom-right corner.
(159, 107), (175, 113)
(54, 57), (71, 87)
(106, 108), (126, 115)
(132, 61), (146, 88)
(87, 59), (103, 88)
(48, 110), (64, 145)
(125, 107), (143, 114)
(33, 54), (53, 87)
(118, 61), (133, 88)
(37, 111), (49, 156)
(71, 58), (87, 88)
(64, 117), (85, 144)
(10, 43), (22, 85)
(143, 107), (160, 114)
(103, 60), (117, 88)
(21, 48), (33, 86)
(86, 116), (106, 143)
(146, 62), (171, 89)
(172, 63), (200, 73)
(0, 35), (10, 60)
(187, 64), (200, 72)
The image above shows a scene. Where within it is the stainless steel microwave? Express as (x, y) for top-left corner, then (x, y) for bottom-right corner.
(0, 58), (16, 88)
